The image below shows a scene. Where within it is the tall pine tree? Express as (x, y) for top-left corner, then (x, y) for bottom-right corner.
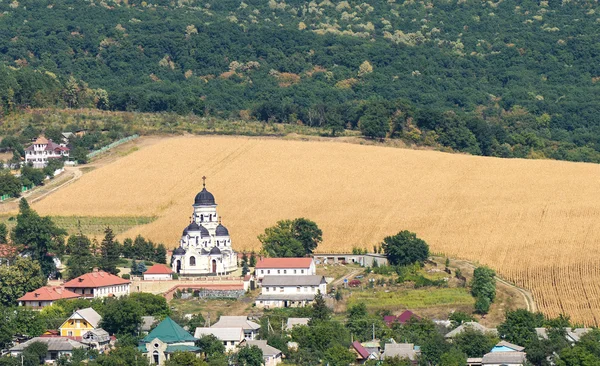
(66, 227), (95, 279)
(99, 227), (119, 275)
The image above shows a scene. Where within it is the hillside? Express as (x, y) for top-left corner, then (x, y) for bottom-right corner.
(31, 136), (600, 325)
(2, 0), (600, 162)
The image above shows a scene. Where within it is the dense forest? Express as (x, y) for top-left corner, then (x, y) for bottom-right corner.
(1, 0), (600, 161)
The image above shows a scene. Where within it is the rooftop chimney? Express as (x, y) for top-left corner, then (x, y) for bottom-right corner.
(92, 267), (99, 273)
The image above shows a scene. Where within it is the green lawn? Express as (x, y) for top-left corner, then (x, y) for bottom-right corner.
(347, 287), (474, 311)
(0, 215), (156, 236)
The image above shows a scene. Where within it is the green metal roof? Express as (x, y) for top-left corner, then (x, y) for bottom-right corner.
(165, 345), (201, 354)
(138, 344), (147, 353)
(141, 317), (197, 344)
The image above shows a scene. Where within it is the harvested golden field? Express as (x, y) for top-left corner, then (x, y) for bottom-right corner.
(33, 136), (600, 324)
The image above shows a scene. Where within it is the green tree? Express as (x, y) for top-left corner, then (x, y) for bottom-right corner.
(449, 311), (473, 328)
(0, 257), (45, 306)
(66, 231), (95, 279)
(291, 218), (322, 255)
(129, 293), (170, 317)
(471, 266), (496, 302)
(236, 345), (263, 366)
(242, 262), (249, 276)
(359, 102), (389, 139)
(12, 198), (66, 277)
(164, 351), (207, 366)
(131, 259), (138, 275)
(100, 297), (143, 336)
(439, 348), (467, 366)
(155, 244), (167, 264)
(249, 252), (256, 267)
(310, 291), (331, 323)
(99, 227), (119, 275)
(0, 307), (16, 349)
(497, 309), (545, 348)
(22, 341), (48, 366)
(195, 335), (225, 361)
(259, 218), (322, 257)
(381, 230), (429, 266)
(453, 328), (498, 357)
(474, 296), (491, 314)
(91, 345), (149, 366)
(323, 344), (355, 366)
(0, 172), (22, 198)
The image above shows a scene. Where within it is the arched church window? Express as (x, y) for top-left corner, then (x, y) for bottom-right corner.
(153, 351), (159, 364)
(200, 214), (204, 222)
(209, 214), (212, 221)
(190, 256), (196, 266)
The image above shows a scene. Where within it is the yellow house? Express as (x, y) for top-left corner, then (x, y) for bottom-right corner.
(59, 308), (102, 338)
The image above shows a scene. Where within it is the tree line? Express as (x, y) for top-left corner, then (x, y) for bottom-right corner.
(1, 0), (600, 163)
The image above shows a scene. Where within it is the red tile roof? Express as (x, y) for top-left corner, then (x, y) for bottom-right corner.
(384, 311), (420, 326)
(144, 264), (173, 275)
(352, 341), (370, 359)
(255, 258), (313, 269)
(63, 270), (130, 288)
(18, 286), (80, 302)
(0, 244), (18, 258)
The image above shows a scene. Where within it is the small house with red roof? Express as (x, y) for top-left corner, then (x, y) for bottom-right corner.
(144, 264), (173, 281)
(255, 258), (315, 281)
(0, 244), (18, 266)
(384, 310), (420, 327)
(63, 269), (130, 298)
(18, 286), (81, 310)
(25, 136), (70, 169)
(350, 340), (381, 364)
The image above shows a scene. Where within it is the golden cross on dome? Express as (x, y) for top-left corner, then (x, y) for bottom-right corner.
(202, 176), (206, 188)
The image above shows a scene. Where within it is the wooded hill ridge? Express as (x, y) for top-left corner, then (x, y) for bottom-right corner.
(1, 0), (600, 162)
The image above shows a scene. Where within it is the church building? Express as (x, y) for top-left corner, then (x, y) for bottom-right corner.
(171, 178), (238, 275)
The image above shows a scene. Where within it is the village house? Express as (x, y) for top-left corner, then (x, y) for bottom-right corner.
(480, 351), (527, 366)
(59, 307), (102, 338)
(139, 317), (200, 365)
(0, 244), (17, 266)
(143, 263), (174, 281)
(445, 322), (498, 341)
(211, 316), (260, 340)
(63, 269), (130, 298)
(80, 328), (113, 352)
(9, 337), (86, 362)
(285, 318), (310, 331)
(381, 343), (420, 364)
(383, 310), (420, 327)
(255, 257), (315, 281)
(18, 286), (80, 310)
(350, 341), (379, 364)
(240, 340), (283, 366)
(194, 327), (244, 352)
(24, 136), (70, 168)
(255, 275), (327, 308)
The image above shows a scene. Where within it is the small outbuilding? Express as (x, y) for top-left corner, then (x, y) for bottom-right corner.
(143, 264), (174, 281)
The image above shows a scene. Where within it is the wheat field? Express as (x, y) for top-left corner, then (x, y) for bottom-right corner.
(33, 136), (600, 324)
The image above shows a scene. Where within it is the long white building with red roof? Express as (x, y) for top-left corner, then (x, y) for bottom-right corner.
(254, 258), (315, 281)
(25, 136), (70, 168)
(18, 286), (81, 310)
(63, 269), (130, 298)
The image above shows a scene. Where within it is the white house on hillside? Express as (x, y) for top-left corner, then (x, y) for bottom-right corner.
(255, 258), (315, 281)
(255, 275), (327, 308)
(24, 136), (69, 168)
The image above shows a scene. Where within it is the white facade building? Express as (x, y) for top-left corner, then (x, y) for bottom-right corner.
(171, 179), (238, 276)
(63, 270), (131, 299)
(24, 136), (69, 168)
(255, 275), (327, 308)
(255, 258), (315, 281)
